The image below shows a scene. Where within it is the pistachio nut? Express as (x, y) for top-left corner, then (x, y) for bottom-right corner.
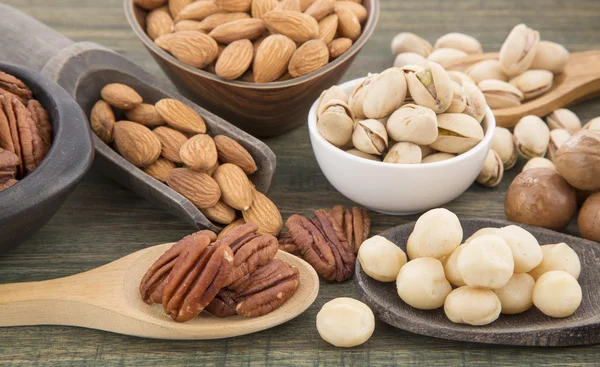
(531, 41), (570, 74)
(393, 52), (428, 68)
(466, 59), (508, 84)
(346, 148), (381, 161)
(386, 104), (438, 145)
(491, 127), (517, 170)
(462, 81), (487, 123)
(522, 157), (556, 172)
(446, 82), (467, 113)
(362, 68), (408, 119)
(352, 119), (389, 155)
(477, 150), (504, 187)
(513, 115), (550, 159)
(478, 79), (524, 109)
(399, 64), (422, 74)
(384, 142), (422, 164)
(317, 85), (349, 116)
(448, 71), (475, 86)
(546, 108), (581, 133)
(406, 62), (453, 113)
(509, 69), (554, 100)
(583, 117), (600, 131)
(547, 129), (571, 162)
(498, 24), (540, 76)
(427, 48), (469, 66)
(419, 145), (435, 159)
(391, 32), (433, 57)
(348, 73), (377, 119)
(434, 33), (483, 55)
(317, 99), (355, 147)
(422, 152), (455, 163)
(429, 113), (484, 154)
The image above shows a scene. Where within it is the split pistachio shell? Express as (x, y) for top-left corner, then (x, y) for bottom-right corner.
(352, 119), (388, 155)
(583, 117), (600, 131)
(317, 99), (355, 147)
(547, 129), (571, 162)
(384, 142), (422, 164)
(422, 152), (455, 163)
(531, 41), (570, 74)
(509, 69), (554, 100)
(462, 82), (487, 123)
(478, 79), (524, 109)
(386, 104), (438, 145)
(317, 85), (349, 116)
(399, 64), (421, 74)
(447, 82), (467, 113)
(513, 115), (550, 159)
(362, 68), (408, 119)
(427, 48), (468, 65)
(522, 157), (556, 172)
(546, 108), (581, 133)
(419, 145), (435, 159)
(406, 62), (453, 113)
(348, 73), (376, 119)
(448, 71), (475, 86)
(466, 59), (508, 84)
(434, 33), (483, 55)
(477, 150), (504, 187)
(393, 52), (428, 68)
(346, 148), (380, 161)
(391, 32), (433, 57)
(498, 24), (540, 77)
(429, 113), (484, 154)
(492, 127), (517, 170)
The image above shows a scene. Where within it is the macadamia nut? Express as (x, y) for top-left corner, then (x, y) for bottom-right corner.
(465, 227), (499, 243)
(396, 257), (452, 310)
(497, 225), (543, 273)
(407, 208), (463, 259)
(532, 270), (582, 318)
(493, 273), (535, 314)
(443, 244), (466, 287)
(444, 286), (502, 325)
(359, 236), (407, 282)
(457, 235), (514, 289)
(529, 243), (581, 280)
(316, 298), (375, 347)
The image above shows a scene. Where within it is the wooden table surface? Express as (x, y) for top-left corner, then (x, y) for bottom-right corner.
(1, 0), (600, 365)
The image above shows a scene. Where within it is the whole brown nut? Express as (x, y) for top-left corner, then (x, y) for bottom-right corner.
(578, 193), (600, 242)
(505, 168), (577, 231)
(554, 130), (600, 191)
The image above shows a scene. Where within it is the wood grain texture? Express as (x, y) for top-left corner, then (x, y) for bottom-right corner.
(1, 0), (600, 365)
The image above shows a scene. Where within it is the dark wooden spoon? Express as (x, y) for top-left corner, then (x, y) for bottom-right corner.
(355, 218), (600, 347)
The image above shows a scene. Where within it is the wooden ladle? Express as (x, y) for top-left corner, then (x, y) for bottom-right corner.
(441, 51), (600, 128)
(0, 245), (319, 339)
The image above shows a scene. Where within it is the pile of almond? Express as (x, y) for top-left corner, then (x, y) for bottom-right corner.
(89, 83), (282, 234)
(136, 0), (368, 83)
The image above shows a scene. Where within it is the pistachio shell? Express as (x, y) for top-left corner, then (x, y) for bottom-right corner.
(352, 119), (388, 155)
(546, 109), (581, 133)
(522, 157), (556, 172)
(547, 129), (571, 162)
(419, 145), (435, 159)
(384, 142), (422, 164)
(393, 52), (428, 68)
(478, 79), (524, 109)
(509, 70), (553, 100)
(422, 152), (455, 163)
(317, 99), (354, 147)
(498, 24), (540, 76)
(427, 48), (468, 65)
(406, 62), (453, 113)
(345, 148), (380, 161)
(513, 115), (550, 159)
(446, 82), (467, 113)
(390, 32), (433, 57)
(491, 127), (517, 170)
(317, 85), (349, 116)
(531, 41), (569, 74)
(462, 82), (487, 123)
(348, 73), (377, 119)
(386, 104), (438, 145)
(434, 33), (483, 55)
(466, 59), (508, 84)
(362, 68), (407, 119)
(583, 117), (600, 131)
(477, 149), (504, 187)
(448, 71), (475, 86)
(429, 113), (484, 154)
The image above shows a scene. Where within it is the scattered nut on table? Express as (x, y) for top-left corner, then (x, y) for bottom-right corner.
(316, 297), (375, 347)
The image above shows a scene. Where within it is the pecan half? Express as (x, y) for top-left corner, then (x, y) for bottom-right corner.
(225, 232), (278, 286)
(0, 106), (14, 154)
(351, 207), (371, 253)
(205, 288), (238, 318)
(0, 178), (18, 191)
(0, 71), (32, 103)
(278, 232), (301, 255)
(0, 93), (21, 175)
(286, 214), (336, 279)
(13, 98), (44, 173)
(0, 148), (19, 182)
(313, 209), (355, 281)
(27, 99), (52, 158)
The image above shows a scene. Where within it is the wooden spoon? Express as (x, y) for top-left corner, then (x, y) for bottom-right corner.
(0, 245), (319, 339)
(355, 218), (600, 347)
(441, 51), (600, 128)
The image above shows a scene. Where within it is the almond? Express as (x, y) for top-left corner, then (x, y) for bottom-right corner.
(335, 1), (368, 23)
(317, 14), (338, 44)
(180, 134), (218, 171)
(144, 157), (176, 182)
(304, 0), (335, 21)
(252, 0), (278, 18)
(155, 98), (207, 134)
(263, 11), (318, 43)
(153, 126), (188, 163)
(154, 33), (175, 50)
(288, 39), (329, 77)
(274, 0), (301, 12)
(175, 1), (222, 22)
(217, 218), (246, 239)
(90, 100), (115, 144)
(241, 70), (255, 83)
(100, 84), (143, 110)
(209, 18), (266, 44)
(146, 6), (174, 40)
(201, 200), (237, 224)
(336, 8), (361, 41)
(173, 20), (205, 33)
(215, 39), (254, 80)
(215, 0), (252, 12)
(299, 0), (317, 11)
(167, 167), (222, 208)
(278, 72), (294, 81)
(328, 37), (353, 59)
(166, 31), (219, 68)
(242, 190), (283, 236)
(134, 0), (167, 11)
(204, 161), (220, 176)
(169, 0), (194, 17)
(197, 12), (251, 32)
(113, 121), (161, 167)
(125, 103), (166, 127)
(253, 34), (297, 83)
(214, 135), (257, 174)
(252, 36), (267, 58)
(213, 163), (254, 210)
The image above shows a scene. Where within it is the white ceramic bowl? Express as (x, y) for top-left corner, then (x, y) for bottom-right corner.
(308, 77), (496, 215)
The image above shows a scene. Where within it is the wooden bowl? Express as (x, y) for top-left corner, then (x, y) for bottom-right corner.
(124, 0), (380, 137)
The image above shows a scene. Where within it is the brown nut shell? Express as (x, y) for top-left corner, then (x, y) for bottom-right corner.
(578, 193), (600, 242)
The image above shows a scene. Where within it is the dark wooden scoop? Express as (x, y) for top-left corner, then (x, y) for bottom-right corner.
(0, 4), (276, 233)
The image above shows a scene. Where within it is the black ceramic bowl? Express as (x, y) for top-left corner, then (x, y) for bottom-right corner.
(0, 63), (94, 254)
